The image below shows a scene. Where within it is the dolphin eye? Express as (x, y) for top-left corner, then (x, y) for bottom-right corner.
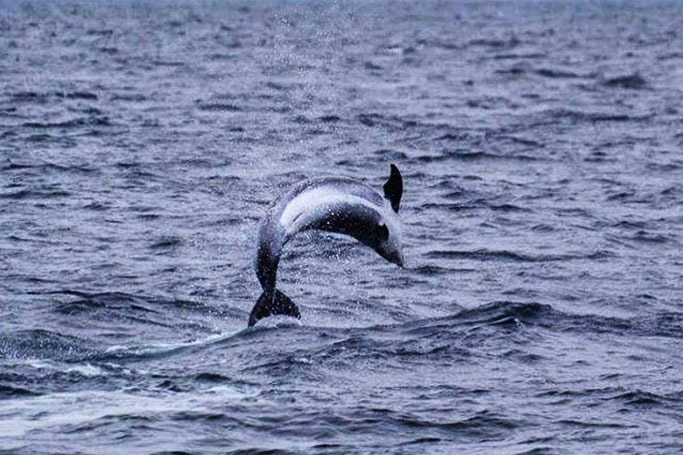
(378, 224), (389, 242)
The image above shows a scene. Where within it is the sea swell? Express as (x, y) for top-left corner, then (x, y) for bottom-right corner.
(1, 0), (683, 453)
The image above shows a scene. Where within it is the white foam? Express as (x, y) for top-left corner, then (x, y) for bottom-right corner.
(253, 315), (303, 329)
(0, 385), (252, 446)
(104, 332), (238, 358)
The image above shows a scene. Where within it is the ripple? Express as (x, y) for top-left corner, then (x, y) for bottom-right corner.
(196, 102), (242, 112)
(544, 108), (652, 123)
(602, 73), (648, 90)
(21, 117), (110, 128)
(424, 249), (590, 263)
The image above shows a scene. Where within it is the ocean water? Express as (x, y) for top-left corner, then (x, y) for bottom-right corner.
(1, 0), (682, 453)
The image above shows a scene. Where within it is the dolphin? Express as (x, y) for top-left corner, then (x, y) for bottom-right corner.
(248, 164), (404, 327)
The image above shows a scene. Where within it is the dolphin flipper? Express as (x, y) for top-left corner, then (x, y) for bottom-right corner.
(248, 289), (301, 327)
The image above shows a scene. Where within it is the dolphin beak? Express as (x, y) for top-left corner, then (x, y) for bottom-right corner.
(389, 250), (405, 268)
(376, 246), (405, 268)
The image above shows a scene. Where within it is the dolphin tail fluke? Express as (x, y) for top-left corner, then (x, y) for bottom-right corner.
(248, 289), (301, 327)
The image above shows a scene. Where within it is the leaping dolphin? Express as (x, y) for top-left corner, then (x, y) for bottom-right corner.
(248, 164), (404, 327)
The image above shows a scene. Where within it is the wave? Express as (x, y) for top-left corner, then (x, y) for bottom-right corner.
(496, 65), (588, 79)
(196, 102), (242, 112)
(543, 108), (652, 124)
(97, 331), (243, 362)
(601, 73), (648, 90)
(0, 384), (40, 398)
(21, 117), (111, 129)
(216, 300), (683, 384)
(412, 301), (683, 340)
(10, 91), (98, 103)
(424, 248), (614, 263)
(84, 297), (683, 367)
(1, 160), (96, 174)
(0, 188), (71, 199)
(416, 150), (542, 163)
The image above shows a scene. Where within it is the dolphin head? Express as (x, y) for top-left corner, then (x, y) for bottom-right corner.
(372, 217), (404, 267)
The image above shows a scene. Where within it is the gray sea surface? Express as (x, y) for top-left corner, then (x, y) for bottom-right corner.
(1, 0), (682, 453)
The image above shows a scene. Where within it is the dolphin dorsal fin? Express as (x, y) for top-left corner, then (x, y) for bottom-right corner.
(383, 164), (402, 213)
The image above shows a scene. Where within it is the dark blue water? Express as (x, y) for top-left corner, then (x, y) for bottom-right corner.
(1, 0), (683, 453)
